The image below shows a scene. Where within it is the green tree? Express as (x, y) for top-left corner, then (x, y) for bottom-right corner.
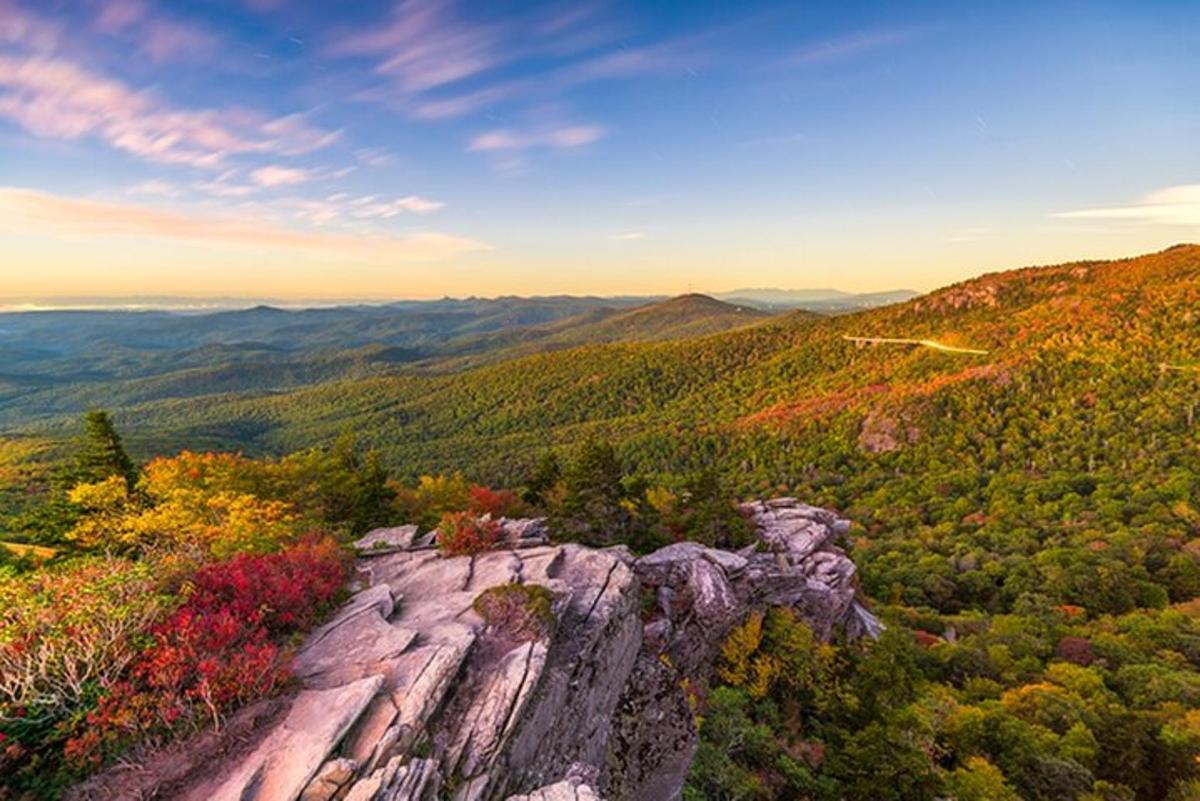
(827, 710), (942, 801)
(677, 469), (754, 549)
(523, 451), (562, 506)
(70, 410), (137, 490)
(946, 756), (1022, 801)
(554, 439), (631, 546)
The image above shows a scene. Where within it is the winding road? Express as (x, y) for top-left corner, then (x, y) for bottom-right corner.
(843, 335), (990, 356)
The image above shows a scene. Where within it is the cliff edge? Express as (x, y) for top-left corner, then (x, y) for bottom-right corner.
(70, 499), (878, 801)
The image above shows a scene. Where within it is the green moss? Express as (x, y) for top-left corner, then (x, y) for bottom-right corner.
(472, 582), (556, 640)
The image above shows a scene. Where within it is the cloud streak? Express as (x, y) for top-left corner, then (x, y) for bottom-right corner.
(0, 186), (485, 261)
(468, 125), (605, 152)
(0, 55), (339, 168)
(329, 0), (683, 128)
(1056, 185), (1200, 227)
(786, 26), (927, 66)
(94, 0), (219, 64)
(250, 165), (311, 187)
(328, 0), (498, 92)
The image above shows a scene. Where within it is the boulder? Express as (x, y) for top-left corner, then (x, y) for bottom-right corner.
(356, 525), (421, 554)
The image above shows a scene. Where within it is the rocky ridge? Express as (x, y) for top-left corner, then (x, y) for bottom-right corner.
(135, 500), (877, 801)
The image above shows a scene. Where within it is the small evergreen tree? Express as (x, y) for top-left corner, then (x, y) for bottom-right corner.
(677, 469), (753, 549)
(318, 432), (396, 535)
(554, 439), (630, 546)
(70, 410), (137, 490)
(523, 452), (562, 506)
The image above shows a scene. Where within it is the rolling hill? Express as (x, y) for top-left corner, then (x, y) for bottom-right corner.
(21, 245), (1195, 617)
(429, 293), (776, 368)
(4, 247), (1199, 801)
(56, 244), (1195, 471)
(0, 294), (777, 426)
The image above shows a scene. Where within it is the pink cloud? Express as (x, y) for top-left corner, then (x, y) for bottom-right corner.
(286, 192), (446, 223)
(141, 19), (219, 64)
(0, 0), (60, 51)
(94, 0), (146, 33)
(91, 0), (219, 63)
(468, 125), (605, 152)
(0, 186), (486, 261)
(0, 56), (339, 168)
(250, 165), (311, 187)
(329, 0), (497, 92)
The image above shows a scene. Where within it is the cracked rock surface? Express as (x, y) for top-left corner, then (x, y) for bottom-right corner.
(167, 500), (877, 801)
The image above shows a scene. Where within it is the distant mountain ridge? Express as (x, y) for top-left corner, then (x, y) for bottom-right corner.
(23, 243), (1188, 468)
(1, 287), (916, 315)
(11, 245), (1198, 449)
(0, 293), (773, 426)
(714, 287), (919, 311)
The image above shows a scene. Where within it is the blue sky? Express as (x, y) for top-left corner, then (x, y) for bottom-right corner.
(0, 0), (1197, 299)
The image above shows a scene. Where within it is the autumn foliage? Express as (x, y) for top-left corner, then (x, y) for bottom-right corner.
(436, 511), (504, 556)
(63, 540), (347, 767)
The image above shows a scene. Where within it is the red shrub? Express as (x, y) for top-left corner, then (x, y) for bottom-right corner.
(1055, 636), (1096, 666)
(183, 539), (347, 633)
(64, 540), (348, 767)
(913, 630), (943, 649)
(437, 512), (503, 557)
(467, 485), (522, 518)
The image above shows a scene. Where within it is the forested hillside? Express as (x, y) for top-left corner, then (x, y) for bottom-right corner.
(0, 294), (772, 427)
(2, 246), (1199, 800)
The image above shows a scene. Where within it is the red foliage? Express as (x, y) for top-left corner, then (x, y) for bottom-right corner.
(1055, 636), (1096, 666)
(913, 630), (943, 649)
(183, 539), (347, 633)
(437, 512), (504, 556)
(467, 485), (522, 518)
(1055, 604), (1087, 619)
(64, 541), (348, 767)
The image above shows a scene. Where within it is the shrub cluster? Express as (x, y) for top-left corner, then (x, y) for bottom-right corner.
(62, 541), (347, 768)
(436, 511), (504, 556)
(0, 541), (347, 793)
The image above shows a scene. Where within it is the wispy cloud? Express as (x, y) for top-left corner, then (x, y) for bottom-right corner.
(329, 0), (680, 126)
(612, 231), (646, 241)
(1056, 185), (1200, 227)
(354, 147), (395, 167)
(0, 55), (339, 168)
(785, 26), (927, 66)
(250, 165), (312, 187)
(281, 192), (446, 226)
(0, 0), (60, 52)
(0, 186), (484, 261)
(93, 0), (218, 64)
(468, 125), (605, 152)
(126, 179), (182, 197)
(328, 0), (498, 93)
(193, 179), (259, 198)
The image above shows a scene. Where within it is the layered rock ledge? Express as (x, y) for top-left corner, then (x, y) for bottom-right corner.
(80, 501), (878, 801)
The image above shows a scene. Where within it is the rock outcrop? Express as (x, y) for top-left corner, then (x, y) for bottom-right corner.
(161, 500), (877, 801)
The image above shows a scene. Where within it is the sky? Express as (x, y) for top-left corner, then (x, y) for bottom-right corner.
(0, 0), (1198, 301)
